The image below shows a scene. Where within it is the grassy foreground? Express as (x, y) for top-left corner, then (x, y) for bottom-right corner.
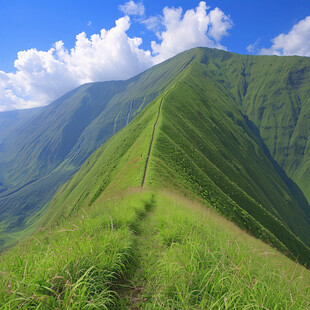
(0, 190), (309, 309)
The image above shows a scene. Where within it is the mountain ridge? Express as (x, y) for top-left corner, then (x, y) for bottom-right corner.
(0, 51), (196, 249)
(0, 47), (310, 308)
(41, 49), (310, 265)
(0, 47), (310, 258)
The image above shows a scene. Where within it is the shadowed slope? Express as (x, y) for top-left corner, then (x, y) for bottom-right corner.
(194, 48), (310, 202)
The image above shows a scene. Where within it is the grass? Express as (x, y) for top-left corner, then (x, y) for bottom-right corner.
(0, 190), (309, 309)
(146, 59), (310, 264)
(129, 192), (310, 309)
(0, 190), (155, 309)
(40, 59), (310, 266)
(1, 47), (310, 308)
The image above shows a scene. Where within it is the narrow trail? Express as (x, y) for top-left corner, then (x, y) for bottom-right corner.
(117, 197), (163, 309)
(141, 86), (176, 188)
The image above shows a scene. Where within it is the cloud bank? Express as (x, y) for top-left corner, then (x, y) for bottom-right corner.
(259, 16), (310, 56)
(0, 1), (232, 111)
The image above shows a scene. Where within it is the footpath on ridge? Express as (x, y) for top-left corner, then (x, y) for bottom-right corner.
(116, 195), (163, 309)
(141, 84), (177, 188)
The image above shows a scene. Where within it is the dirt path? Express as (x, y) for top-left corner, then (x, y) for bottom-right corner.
(116, 198), (163, 309)
(141, 85), (176, 188)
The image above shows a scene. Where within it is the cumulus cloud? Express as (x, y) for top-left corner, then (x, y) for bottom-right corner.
(119, 1), (145, 16)
(259, 16), (310, 56)
(0, 16), (153, 111)
(151, 1), (233, 63)
(0, 1), (233, 111)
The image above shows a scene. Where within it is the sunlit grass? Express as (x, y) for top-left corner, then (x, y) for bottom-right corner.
(137, 192), (310, 309)
(0, 190), (309, 309)
(0, 191), (153, 309)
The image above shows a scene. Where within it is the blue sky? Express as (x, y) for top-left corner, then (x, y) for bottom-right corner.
(1, 0), (310, 111)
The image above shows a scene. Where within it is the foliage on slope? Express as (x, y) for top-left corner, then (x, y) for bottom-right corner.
(40, 93), (160, 228)
(147, 60), (310, 265)
(0, 190), (309, 309)
(40, 53), (310, 265)
(1, 47), (310, 254)
(0, 191), (155, 309)
(0, 50), (197, 250)
(195, 48), (310, 203)
(120, 191), (310, 309)
(1, 50), (310, 306)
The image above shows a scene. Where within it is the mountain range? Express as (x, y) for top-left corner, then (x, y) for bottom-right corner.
(1, 48), (310, 255)
(0, 47), (310, 308)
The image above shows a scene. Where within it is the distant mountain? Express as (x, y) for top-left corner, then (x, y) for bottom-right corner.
(1, 48), (310, 261)
(42, 48), (310, 265)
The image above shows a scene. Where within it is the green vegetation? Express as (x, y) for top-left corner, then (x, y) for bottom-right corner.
(0, 190), (309, 309)
(0, 190), (154, 309)
(147, 58), (310, 264)
(121, 192), (310, 309)
(0, 51), (195, 250)
(41, 49), (310, 266)
(1, 47), (310, 308)
(1, 47), (310, 252)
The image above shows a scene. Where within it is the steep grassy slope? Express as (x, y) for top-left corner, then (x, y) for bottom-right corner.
(1, 48), (310, 307)
(1, 190), (309, 309)
(1, 47), (310, 256)
(40, 54), (310, 266)
(0, 51), (195, 250)
(147, 60), (310, 261)
(194, 48), (310, 202)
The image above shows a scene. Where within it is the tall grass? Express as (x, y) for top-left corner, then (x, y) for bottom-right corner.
(126, 191), (310, 309)
(0, 190), (309, 309)
(0, 191), (154, 309)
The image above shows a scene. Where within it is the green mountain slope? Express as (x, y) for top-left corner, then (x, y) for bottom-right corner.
(41, 49), (310, 265)
(0, 52), (194, 250)
(194, 49), (310, 203)
(1, 190), (309, 309)
(1, 47), (310, 257)
(1, 48), (310, 308)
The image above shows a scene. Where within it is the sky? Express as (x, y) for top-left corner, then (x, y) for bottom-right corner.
(0, 0), (310, 111)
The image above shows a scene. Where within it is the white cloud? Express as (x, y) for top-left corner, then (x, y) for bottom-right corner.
(119, 1), (145, 16)
(151, 1), (232, 63)
(0, 16), (153, 111)
(0, 2), (232, 111)
(247, 43), (255, 54)
(208, 7), (232, 41)
(141, 15), (162, 33)
(259, 16), (310, 56)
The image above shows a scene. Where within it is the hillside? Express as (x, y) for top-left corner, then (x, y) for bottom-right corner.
(1, 47), (310, 252)
(1, 48), (310, 252)
(1, 190), (309, 308)
(41, 48), (310, 264)
(0, 47), (310, 308)
(0, 51), (194, 250)
(198, 50), (310, 203)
